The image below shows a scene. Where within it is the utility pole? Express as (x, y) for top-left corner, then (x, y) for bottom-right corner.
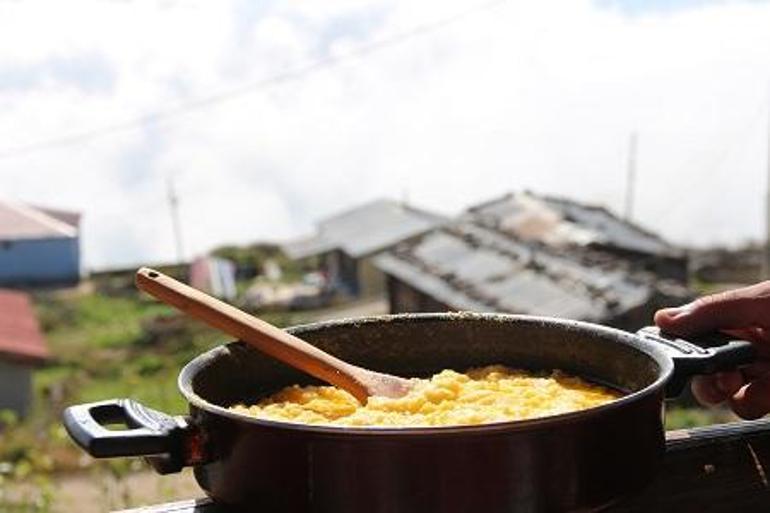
(624, 132), (638, 222)
(764, 106), (770, 280)
(167, 177), (185, 263)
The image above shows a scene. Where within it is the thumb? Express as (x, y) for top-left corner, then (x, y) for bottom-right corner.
(653, 303), (697, 335)
(654, 283), (770, 337)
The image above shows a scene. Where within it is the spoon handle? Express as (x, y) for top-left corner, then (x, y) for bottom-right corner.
(135, 267), (370, 403)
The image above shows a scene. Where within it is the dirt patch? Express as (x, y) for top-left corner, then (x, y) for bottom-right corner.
(8, 469), (202, 513)
(57, 469), (201, 512)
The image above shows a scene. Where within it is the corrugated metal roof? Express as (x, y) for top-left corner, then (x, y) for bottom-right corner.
(466, 192), (681, 257)
(373, 222), (654, 321)
(485, 271), (602, 320)
(542, 195), (676, 256)
(0, 289), (49, 364)
(283, 234), (337, 260)
(374, 253), (493, 312)
(0, 200), (79, 241)
(283, 199), (445, 259)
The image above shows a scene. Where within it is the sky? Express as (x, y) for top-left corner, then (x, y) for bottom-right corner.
(1, 0), (770, 270)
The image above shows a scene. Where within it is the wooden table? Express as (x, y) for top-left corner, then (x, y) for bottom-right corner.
(117, 419), (770, 512)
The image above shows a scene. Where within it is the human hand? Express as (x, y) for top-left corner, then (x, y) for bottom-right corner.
(654, 281), (770, 419)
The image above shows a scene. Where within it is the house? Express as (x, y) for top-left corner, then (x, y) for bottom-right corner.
(0, 200), (81, 286)
(283, 199), (445, 297)
(0, 289), (49, 417)
(464, 192), (687, 282)
(374, 193), (689, 331)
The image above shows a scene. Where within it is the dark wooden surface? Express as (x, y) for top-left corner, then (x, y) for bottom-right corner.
(609, 418), (770, 512)
(116, 419), (770, 513)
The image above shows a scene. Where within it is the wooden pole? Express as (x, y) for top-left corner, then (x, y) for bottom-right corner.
(764, 105), (770, 280)
(624, 132), (638, 222)
(167, 177), (185, 264)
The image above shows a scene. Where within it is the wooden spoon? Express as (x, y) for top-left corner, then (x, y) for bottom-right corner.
(135, 267), (413, 404)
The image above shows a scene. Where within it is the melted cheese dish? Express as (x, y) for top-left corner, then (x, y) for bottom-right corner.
(231, 365), (621, 427)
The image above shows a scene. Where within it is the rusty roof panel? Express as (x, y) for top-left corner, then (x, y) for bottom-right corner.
(0, 289), (49, 364)
(466, 192), (681, 257)
(374, 221), (654, 322)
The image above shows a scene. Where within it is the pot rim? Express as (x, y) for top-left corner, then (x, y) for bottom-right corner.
(177, 312), (674, 436)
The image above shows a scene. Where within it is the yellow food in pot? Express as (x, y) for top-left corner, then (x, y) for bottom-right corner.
(231, 365), (621, 427)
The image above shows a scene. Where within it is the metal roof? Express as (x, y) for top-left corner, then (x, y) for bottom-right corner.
(465, 192), (681, 258)
(283, 199), (445, 259)
(374, 253), (493, 312)
(0, 200), (79, 241)
(373, 221), (654, 321)
(282, 234), (337, 260)
(0, 289), (49, 364)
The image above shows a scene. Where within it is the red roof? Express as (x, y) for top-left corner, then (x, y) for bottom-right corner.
(0, 290), (49, 365)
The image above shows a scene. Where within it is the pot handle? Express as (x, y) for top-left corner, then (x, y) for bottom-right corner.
(636, 326), (756, 398)
(62, 398), (203, 474)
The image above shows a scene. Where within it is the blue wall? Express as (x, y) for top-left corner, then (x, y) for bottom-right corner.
(0, 237), (80, 285)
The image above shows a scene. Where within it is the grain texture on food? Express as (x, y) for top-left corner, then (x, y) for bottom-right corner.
(231, 365), (621, 427)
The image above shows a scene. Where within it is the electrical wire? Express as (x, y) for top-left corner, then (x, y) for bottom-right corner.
(0, 0), (508, 161)
(643, 93), (769, 226)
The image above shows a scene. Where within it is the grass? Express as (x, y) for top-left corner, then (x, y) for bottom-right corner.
(665, 405), (737, 430)
(77, 371), (187, 416)
(31, 293), (192, 421)
(36, 294), (171, 353)
(3, 288), (311, 476)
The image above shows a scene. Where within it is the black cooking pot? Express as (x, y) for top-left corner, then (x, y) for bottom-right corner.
(62, 313), (756, 512)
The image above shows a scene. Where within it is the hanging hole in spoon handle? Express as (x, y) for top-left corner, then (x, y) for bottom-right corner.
(135, 267), (412, 403)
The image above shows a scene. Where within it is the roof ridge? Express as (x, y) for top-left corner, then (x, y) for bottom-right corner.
(504, 191), (679, 254)
(1, 200), (77, 238)
(34, 205), (81, 228)
(464, 191), (514, 213)
(318, 198), (396, 227)
(399, 202), (449, 223)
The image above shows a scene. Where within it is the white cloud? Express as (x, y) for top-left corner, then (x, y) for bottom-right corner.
(1, 0), (769, 269)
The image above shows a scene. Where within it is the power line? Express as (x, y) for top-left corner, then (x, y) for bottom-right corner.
(644, 94), (770, 225)
(0, 0), (508, 161)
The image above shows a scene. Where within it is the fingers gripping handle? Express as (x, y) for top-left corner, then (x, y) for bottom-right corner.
(636, 326), (756, 397)
(62, 399), (195, 474)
